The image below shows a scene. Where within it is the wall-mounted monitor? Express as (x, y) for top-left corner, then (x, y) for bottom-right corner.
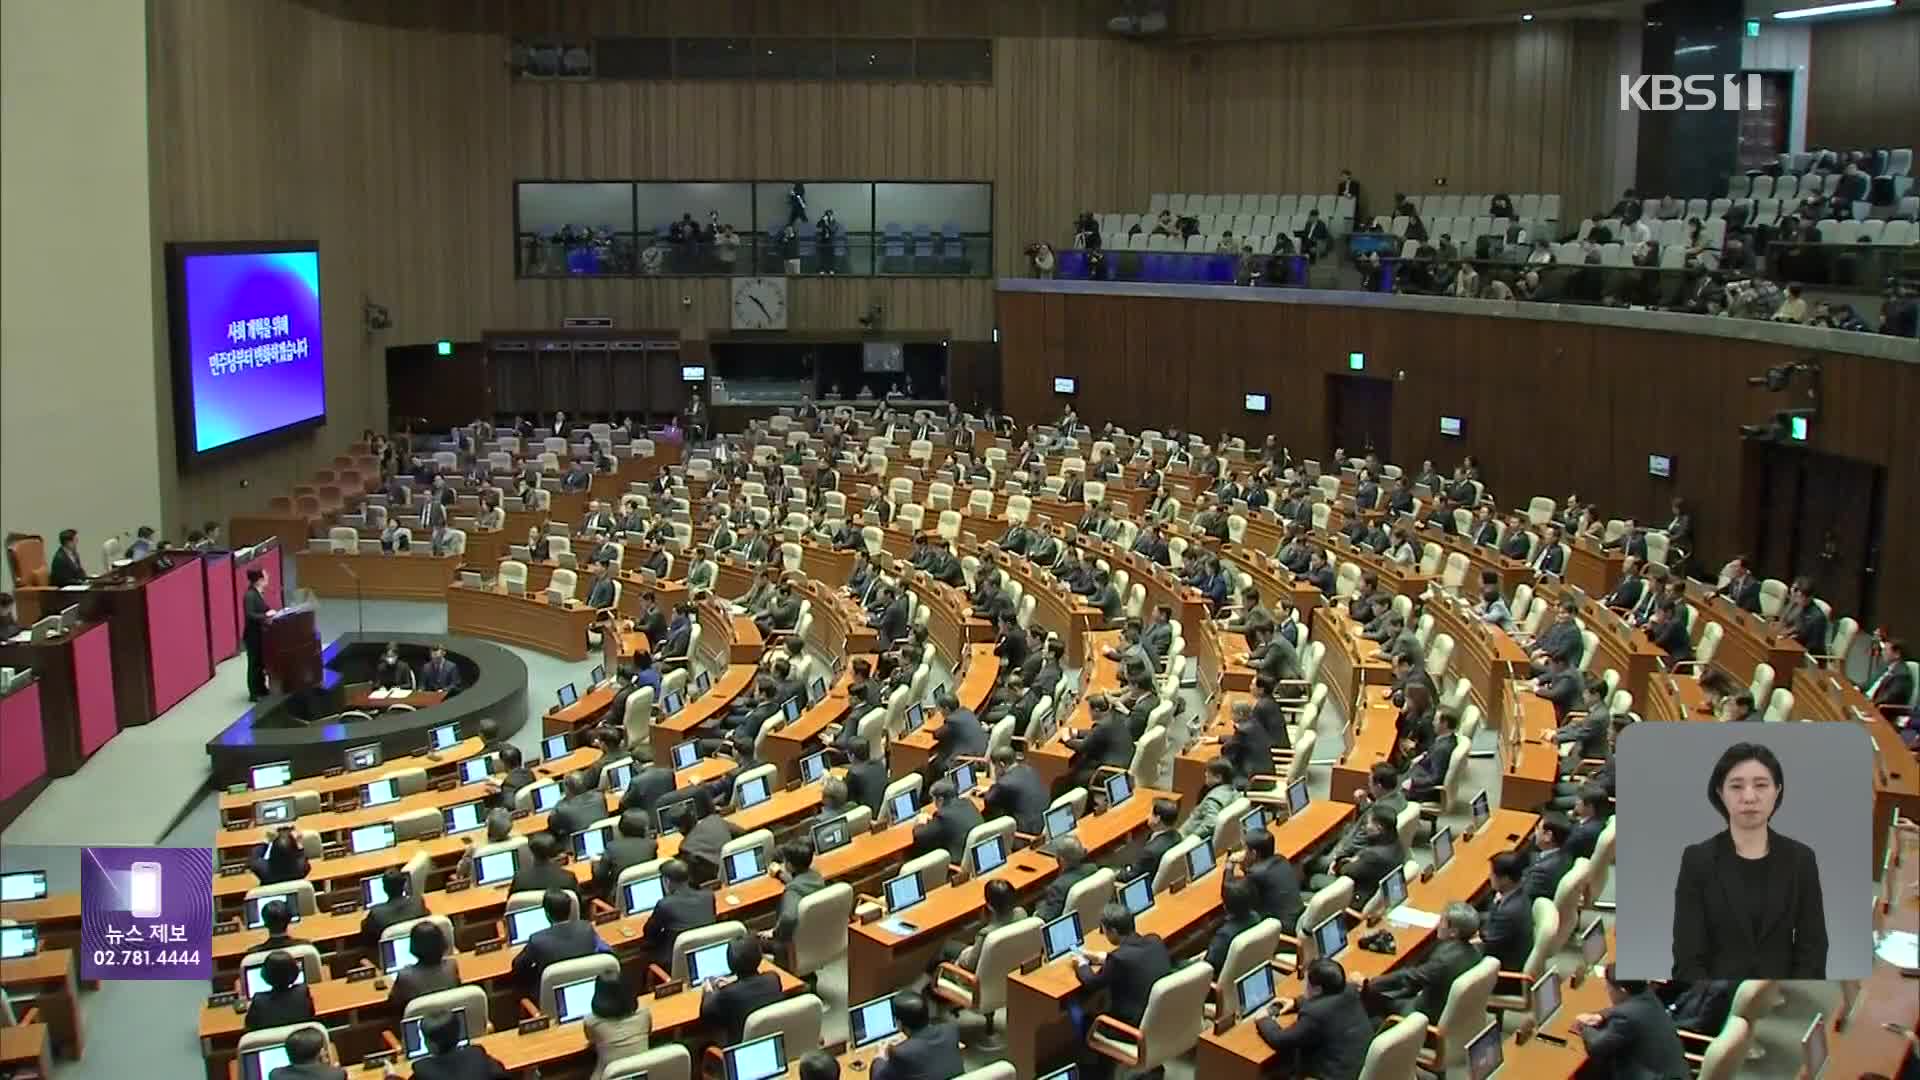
(1648, 453), (1673, 478)
(681, 364), (707, 382)
(165, 242), (326, 467)
(1244, 393), (1269, 414)
(1053, 376), (1077, 395)
(1439, 416), (1464, 438)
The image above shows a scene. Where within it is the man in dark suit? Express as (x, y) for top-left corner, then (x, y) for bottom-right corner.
(911, 779), (984, 860)
(1777, 577), (1830, 652)
(417, 644), (460, 692)
(1254, 958), (1372, 1080)
(1206, 878), (1264, 973)
(1647, 602), (1693, 664)
(1665, 979), (1737, 1036)
(1221, 703), (1276, 784)
(618, 764), (677, 819)
(1133, 524), (1171, 566)
(1236, 827), (1304, 930)
(845, 740), (891, 814)
(1072, 903), (1173, 1044)
(871, 585), (910, 645)
(358, 868), (426, 948)
(407, 1007), (513, 1080)
(769, 841), (829, 951)
(547, 770), (607, 843)
(1404, 708), (1458, 802)
(508, 833), (580, 901)
(639, 859), (716, 972)
(1522, 814), (1576, 901)
(1527, 597), (1584, 674)
(1552, 676), (1613, 760)
(756, 580), (802, 639)
(1567, 788), (1610, 860)
(1717, 556), (1764, 614)
(1321, 805), (1404, 903)
(580, 500), (616, 536)
(1312, 763), (1406, 880)
(926, 693), (986, 780)
(1063, 695), (1134, 793)
(872, 990), (965, 1080)
(1869, 638), (1914, 719)
(1533, 654), (1584, 721)
(509, 889), (608, 992)
(1036, 838), (1098, 922)
(1604, 557), (1648, 613)
(982, 746), (1048, 835)
(1365, 901), (1483, 1021)
(266, 1027), (346, 1080)
(242, 567), (274, 700)
(1574, 968), (1692, 1080)
(49, 529), (87, 587)
(1141, 606), (1174, 671)
(1129, 798), (1183, 883)
(698, 936), (785, 1043)
(1478, 853), (1535, 971)
(584, 562), (618, 610)
(590, 810), (658, 898)
(245, 950), (318, 1031)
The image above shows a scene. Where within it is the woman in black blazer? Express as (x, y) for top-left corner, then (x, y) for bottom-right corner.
(1671, 742), (1827, 979)
(244, 951), (315, 1031)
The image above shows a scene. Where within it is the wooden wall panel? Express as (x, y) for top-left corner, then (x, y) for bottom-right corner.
(1807, 13), (1920, 153)
(997, 288), (1920, 637)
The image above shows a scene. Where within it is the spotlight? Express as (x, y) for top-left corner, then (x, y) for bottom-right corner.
(1521, 12), (1536, 20)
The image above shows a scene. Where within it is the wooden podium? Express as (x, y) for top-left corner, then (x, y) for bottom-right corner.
(263, 607), (322, 693)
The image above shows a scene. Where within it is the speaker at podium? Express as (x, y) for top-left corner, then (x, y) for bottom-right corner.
(263, 604), (322, 694)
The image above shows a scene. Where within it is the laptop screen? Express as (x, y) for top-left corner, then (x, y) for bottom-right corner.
(1186, 841), (1215, 881)
(782, 697), (802, 723)
(0, 870), (48, 902)
(1287, 779), (1311, 815)
(697, 670), (713, 694)
(948, 763), (978, 796)
(1470, 790), (1490, 826)
(1103, 771), (1133, 808)
(809, 677), (827, 705)
(1581, 918), (1607, 965)
(507, 906), (553, 945)
(725, 847), (767, 885)
(1120, 874), (1153, 916)
(1241, 806), (1269, 838)
(1531, 971), (1562, 1026)
(345, 744), (382, 770)
(444, 800), (485, 835)
(603, 760), (634, 792)
(350, 822), (397, 854)
(362, 874), (394, 908)
(663, 691), (685, 715)
(688, 940), (733, 982)
(430, 723), (460, 750)
(555, 976), (596, 1022)
(573, 825), (613, 860)
(244, 897), (302, 930)
(1042, 911), (1083, 960)
(1312, 912), (1345, 961)
(888, 790), (918, 824)
(1465, 1020), (1503, 1080)
(240, 1045), (291, 1080)
(255, 798), (293, 825)
(883, 872), (925, 914)
(737, 775), (771, 809)
(657, 798), (694, 835)
(850, 994), (899, 1049)
(362, 778), (400, 808)
(543, 734), (571, 759)
(1235, 962), (1278, 1015)
(622, 875), (666, 914)
(557, 684), (579, 708)
(459, 757), (492, 785)
(530, 781), (563, 811)
(250, 761), (292, 790)
(401, 1007), (469, 1059)
(243, 961), (304, 997)
(0, 925), (39, 959)
(671, 740), (699, 769)
(476, 849), (518, 885)
(811, 818), (851, 854)
(1431, 826), (1454, 870)
(798, 751), (828, 784)
(381, 934), (423, 974)
(970, 835), (1007, 876)
(722, 1033), (787, 1080)
(1380, 865), (1408, 910)
(903, 703), (925, 733)
(1044, 803), (1076, 840)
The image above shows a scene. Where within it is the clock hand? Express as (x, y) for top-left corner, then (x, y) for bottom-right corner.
(751, 297), (771, 319)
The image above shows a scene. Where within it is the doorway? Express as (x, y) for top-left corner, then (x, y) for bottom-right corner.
(1325, 374), (1395, 462)
(1749, 443), (1884, 626)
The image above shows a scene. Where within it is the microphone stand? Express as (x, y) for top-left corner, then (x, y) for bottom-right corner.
(338, 560), (364, 638)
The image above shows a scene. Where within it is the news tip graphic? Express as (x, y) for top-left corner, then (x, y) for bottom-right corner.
(80, 846), (212, 980)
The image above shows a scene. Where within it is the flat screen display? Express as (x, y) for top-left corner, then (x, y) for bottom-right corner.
(1244, 393), (1269, 413)
(682, 364), (707, 382)
(1440, 416), (1464, 437)
(1648, 453), (1673, 478)
(166, 244), (326, 463)
(1053, 376), (1077, 395)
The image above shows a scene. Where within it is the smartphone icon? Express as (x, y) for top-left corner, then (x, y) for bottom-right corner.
(129, 861), (163, 919)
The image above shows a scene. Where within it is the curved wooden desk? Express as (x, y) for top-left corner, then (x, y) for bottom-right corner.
(293, 550), (461, 602)
(444, 583), (596, 660)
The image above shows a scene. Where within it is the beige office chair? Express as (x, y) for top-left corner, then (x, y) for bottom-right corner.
(609, 859), (669, 917)
(881, 774), (924, 824)
(1152, 836), (1203, 893)
(932, 916), (1044, 1049)
(785, 882), (854, 980)
(1047, 785), (1087, 821)
(235, 1022), (333, 1063)
(378, 914), (456, 959)
(1086, 959), (1214, 1074)
(1209, 796), (1254, 857)
(1413, 737), (1473, 820)
(1728, 979), (1780, 1060)
(1551, 857), (1592, 951)
(701, 994), (824, 1073)
(719, 829), (776, 885)
(1485, 898), (1560, 1020)
(1357, 1011), (1429, 1080)
(1064, 868), (1116, 937)
(1207, 918), (1284, 1020)
(1684, 1016), (1753, 1080)
(390, 808), (441, 842)
(238, 945), (323, 997)
(621, 685), (656, 754)
(605, 1046), (691, 1080)
(531, 953), (620, 1018)
(1408, 956), (1500, 1072)
(1278, 877), (1354, 969)
(1127, 724), (1169, 790)
(959, 818), (1018, 880)
(396, 984), (491, 1031)
(649, 921), (747, 986)
(244, 880), (318, 917)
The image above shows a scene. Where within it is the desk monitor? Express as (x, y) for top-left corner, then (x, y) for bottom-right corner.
(507, 905), (553, 945)
(1287, 778), (1311, 816)
(1102, 771), (1133, 808)
(1235, 962), (1279, 1016)
(429, 722), (459, 750)
(1311, 911), (1346, 961)
(696, 670), (713, 695)
(688, 940), (733, 982)
(1380, 864), (1409, 912)
(811, 817), (852, 855)
(573, 824), (613, 861)
(542, 734), (571, 759)
(622, 874), (666, 914)
(1470, 789), (1490, 828)
(670, 740), (700, 770)
(1580, 918), (1607, 965)
(1803, 1014), (1829, 1079)
(1185, 840), (1216, 881)
(239, 1044), (292, 1080)
(1431, 826), (1455, 870)
(362, 777), (400, 808)
(254, 798), (294, 825)
(556, 683), (579, 709)
(602, 759), (634, 793)
(1244, 393), (1270, 414)
(1044, 803), (1077, 840)
(737, 775), (772, 809)
(443, 800), (486, 835)
(361, 873), (396, 908)
(887, 789), (918, 825)
(721, 1032), (786, 1080)
(1648, 453), (1674, 479)
(530, 780), (564, 812)
(381, 934), (423, 974)
(1053, 376), (1078, 395)
(849, 993), (900, 1049)
(781, 697), (802, 724)
(249, 761), (292, 791)
(1465, 1020), (1503, 1080)
(350, 822), (397, 855)
(1120, 874), (1153, 916)
(555, 975), (597, 1022)
(1042, 910), (1084, 961)
(1531, 970), (1563, 1026)
(808, 677), (827, 705)
(969, 835), (1008, 877)
(947, 762), (979, 797)
(681, 364), (707, 383)
(0, 870), (48, 903)
(903, 703), (925, 733)
(458, 756), (492, 785)
(797, 751), (828, 784)
(475, 848), (519, 886)
(657, 797), (694, 835)
(661, 690), (685, 715)
(0, 925), (38, 960)
(401, 1007), (469, 1059)
(344, 743), (383, 771)
(724, 846), (767, 886)
(1241, 806), (1270, 838)
(883, 870), (926, 914)
(244, 895), (303, 930)
(590, 664), (606, 686)
(243, 961), (304, 997)
(1440, 416), (1465, 438)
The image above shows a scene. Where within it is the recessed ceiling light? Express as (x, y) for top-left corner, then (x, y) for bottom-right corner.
(1773, 0), (1895, 19)
(1521, 12), (1536, 20)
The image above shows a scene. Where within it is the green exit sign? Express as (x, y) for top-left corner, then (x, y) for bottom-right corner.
(1788, 415), (1809, 441)
(436, 340), (453, 356)
(1745, 19), (1761, 37)
(1348, 352), (1365, 371)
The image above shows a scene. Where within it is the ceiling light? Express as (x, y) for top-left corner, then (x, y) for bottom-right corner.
(1773, 0), (1895, 20)
(1674, 43), (1718, 54)
(1521, 12), (1535, 20)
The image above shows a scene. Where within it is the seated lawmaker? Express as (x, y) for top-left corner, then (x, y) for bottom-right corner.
(417, 644), (460, 692)
(1253, 959), (1373, 1080)
(373, 643), (415, 691)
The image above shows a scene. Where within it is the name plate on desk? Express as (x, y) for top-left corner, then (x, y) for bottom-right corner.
(323, 766), (346, 779)
(360, 1052), (397, 1071)
(225, 783), (248, 795)
(207, 991), (239, 1008)
(510, 808), (532, 820)
(446, 878), (473, 894)
(431, 776), (457, 792)
(517, 1017), (552, 1035)
(213, 919), (241, 936)
(347, 967), (378, 983)
(475, 937), (505, 954)
(218, 864), (249, 878)
(654, 979), (684, 999)
(330, 900), (363, 916)
(222, 819), (250, 832)
(592, 909), (619, 926)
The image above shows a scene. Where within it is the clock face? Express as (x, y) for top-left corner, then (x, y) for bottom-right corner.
(731, 276), (788, 331)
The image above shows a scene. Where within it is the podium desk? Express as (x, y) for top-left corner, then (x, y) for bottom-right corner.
(844, 789), (1168, 1006)
(341, 685), (447, 713)
(0, 948), (80, 1060)
(1004, 799), (1353, 1078)
(217, 736), (493, 826)
(0, 621), (118, 781)
(294, 550), (462, 602)
(1194, 808), (1538, 1077)
(263, 605), (322, 694)
(445, 583), (596, 661)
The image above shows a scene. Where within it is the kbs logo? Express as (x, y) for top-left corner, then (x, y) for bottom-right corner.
(1619, 73), (1764, 111)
